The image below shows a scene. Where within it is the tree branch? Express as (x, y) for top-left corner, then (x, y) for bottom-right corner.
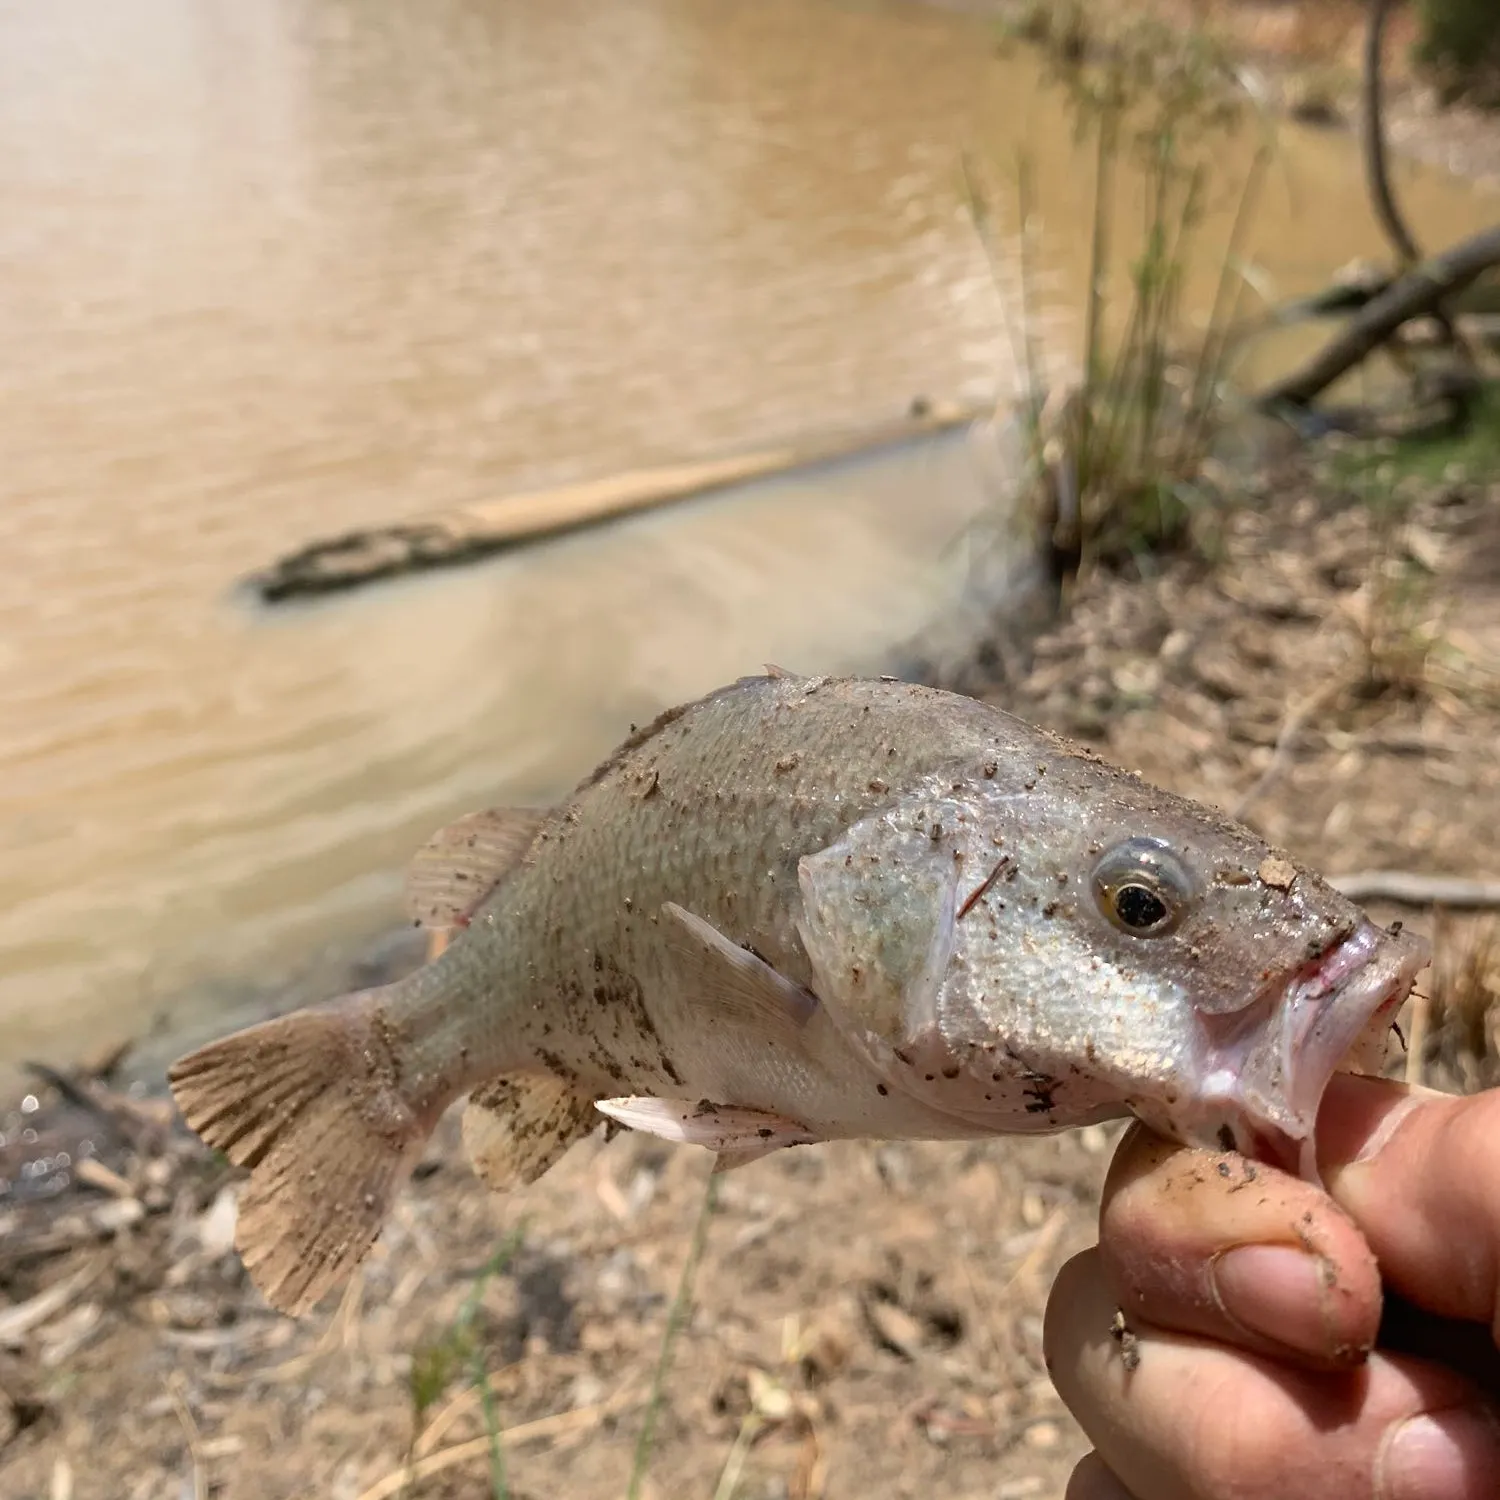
(1328, 871), (1500, 908)
(1363, 0), (1421, 266)
(1255, 224), (1500, 409)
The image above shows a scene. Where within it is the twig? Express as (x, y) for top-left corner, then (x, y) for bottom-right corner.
(71, 1158), (135, 1200)
(1361, 0), (1471, 361)
(1326, 872), (1500, 908)
(711, 1412), (764, 1500)
(355, 1393), (641, 1500)
(1230, 673), (1350, 821)
(1007, 1206), (1071, 1293)
(167, 1375), (208, 1500)
(413, 1358), (515, 1458)
(954, 1253), (1010, 1379)
(958, 855), (1013, 920)
(1404, 987), (1430, 1088)
(401, 1230), (525, 1492)
(1256, 225), (1500, 410)
(18, 1064), (145, 1151)
(204, 1266), (365, 1390)
(0, 1259), (106, 1346)
(797, 1421), (830, 1500)
(1363, 0), (1420, 266)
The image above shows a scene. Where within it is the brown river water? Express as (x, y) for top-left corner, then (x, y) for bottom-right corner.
(1, 0), (1495, 1083)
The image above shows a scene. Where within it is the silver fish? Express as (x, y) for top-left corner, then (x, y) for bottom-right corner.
(170, 672), (1428, 1315)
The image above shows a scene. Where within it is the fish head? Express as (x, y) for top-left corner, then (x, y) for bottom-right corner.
(796, 757), (1429, 1181)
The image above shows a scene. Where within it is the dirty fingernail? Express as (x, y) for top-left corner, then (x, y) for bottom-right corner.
(1378, 1409), (1500, 1500)
(1210, 1244), (1330, 1358)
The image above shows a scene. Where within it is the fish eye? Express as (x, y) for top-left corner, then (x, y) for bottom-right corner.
(1092, 838), (1195, 937)
(1113, 882), (1169, 929)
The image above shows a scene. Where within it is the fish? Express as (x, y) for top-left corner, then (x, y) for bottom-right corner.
(168, 672), (1429, 1316)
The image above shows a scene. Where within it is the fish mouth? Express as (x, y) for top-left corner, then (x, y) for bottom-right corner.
(1236, 920), (1429, 1182)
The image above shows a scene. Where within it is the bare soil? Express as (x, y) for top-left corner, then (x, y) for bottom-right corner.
(4, 435), (1499, 1500)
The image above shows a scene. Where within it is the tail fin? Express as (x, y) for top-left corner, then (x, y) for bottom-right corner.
(168, 992), (439, 1317)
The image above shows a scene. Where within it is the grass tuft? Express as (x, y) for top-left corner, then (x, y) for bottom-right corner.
(975, 11), (1275, 587)
(627, 1171), (720, 1500)
(408, 1226), (525, 1500)
(1418, 916), (1500, 1091)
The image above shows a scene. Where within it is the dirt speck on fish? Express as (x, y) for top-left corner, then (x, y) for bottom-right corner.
(169, 673), (1429, 1316)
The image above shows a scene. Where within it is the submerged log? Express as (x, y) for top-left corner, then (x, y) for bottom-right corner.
(249, 401), (994, 603)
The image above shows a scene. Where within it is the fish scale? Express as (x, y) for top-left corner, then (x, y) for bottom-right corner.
(418, 675), (1033, 1140)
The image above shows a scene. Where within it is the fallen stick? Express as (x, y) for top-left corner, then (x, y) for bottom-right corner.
(0, 1259), (106, 1347)
(1327, 872), (1500, 909)
(249, 401), (993, 602)
(1231, 671), (1350, 821)
(354, 1388), (642, 1500)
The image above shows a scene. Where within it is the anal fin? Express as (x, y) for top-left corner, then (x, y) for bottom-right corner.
(462, 1073), (599, 1192)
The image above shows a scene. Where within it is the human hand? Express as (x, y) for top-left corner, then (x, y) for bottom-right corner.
(1044, 1073), (1500, 1499)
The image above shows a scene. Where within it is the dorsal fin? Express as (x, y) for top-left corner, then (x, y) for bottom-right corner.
(404, 808), (549, 930)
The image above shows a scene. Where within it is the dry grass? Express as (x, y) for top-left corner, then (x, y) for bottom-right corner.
(1413, 916), (1500, 1091)
(1332, 477), (1500, 712)
(977, 6), (1272, 586)
(7, 439), (1500, 1500)
(1343, 538), (1451, 703)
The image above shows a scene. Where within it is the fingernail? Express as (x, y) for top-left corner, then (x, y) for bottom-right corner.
(1210, 1244), (1331, 1358)
(1377, 1409), (1500, 1500)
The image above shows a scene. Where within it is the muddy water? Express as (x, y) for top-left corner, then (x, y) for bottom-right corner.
(0, 0), (1494, 1078)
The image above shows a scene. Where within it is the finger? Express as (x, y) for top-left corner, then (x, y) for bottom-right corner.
(1065, 1452), (1138, 1500)
(1045, 1247), (1500, 1500)
(1319, 1075), (1500, 1340)
(1097, 1122), (1382, 1370)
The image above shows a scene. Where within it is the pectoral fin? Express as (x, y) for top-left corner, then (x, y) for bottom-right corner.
(658, 902), (817, 1043)
(594, 1097), (820, 1154)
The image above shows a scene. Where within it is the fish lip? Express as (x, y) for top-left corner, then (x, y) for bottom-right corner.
(1245, 920), (1428, 1181)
